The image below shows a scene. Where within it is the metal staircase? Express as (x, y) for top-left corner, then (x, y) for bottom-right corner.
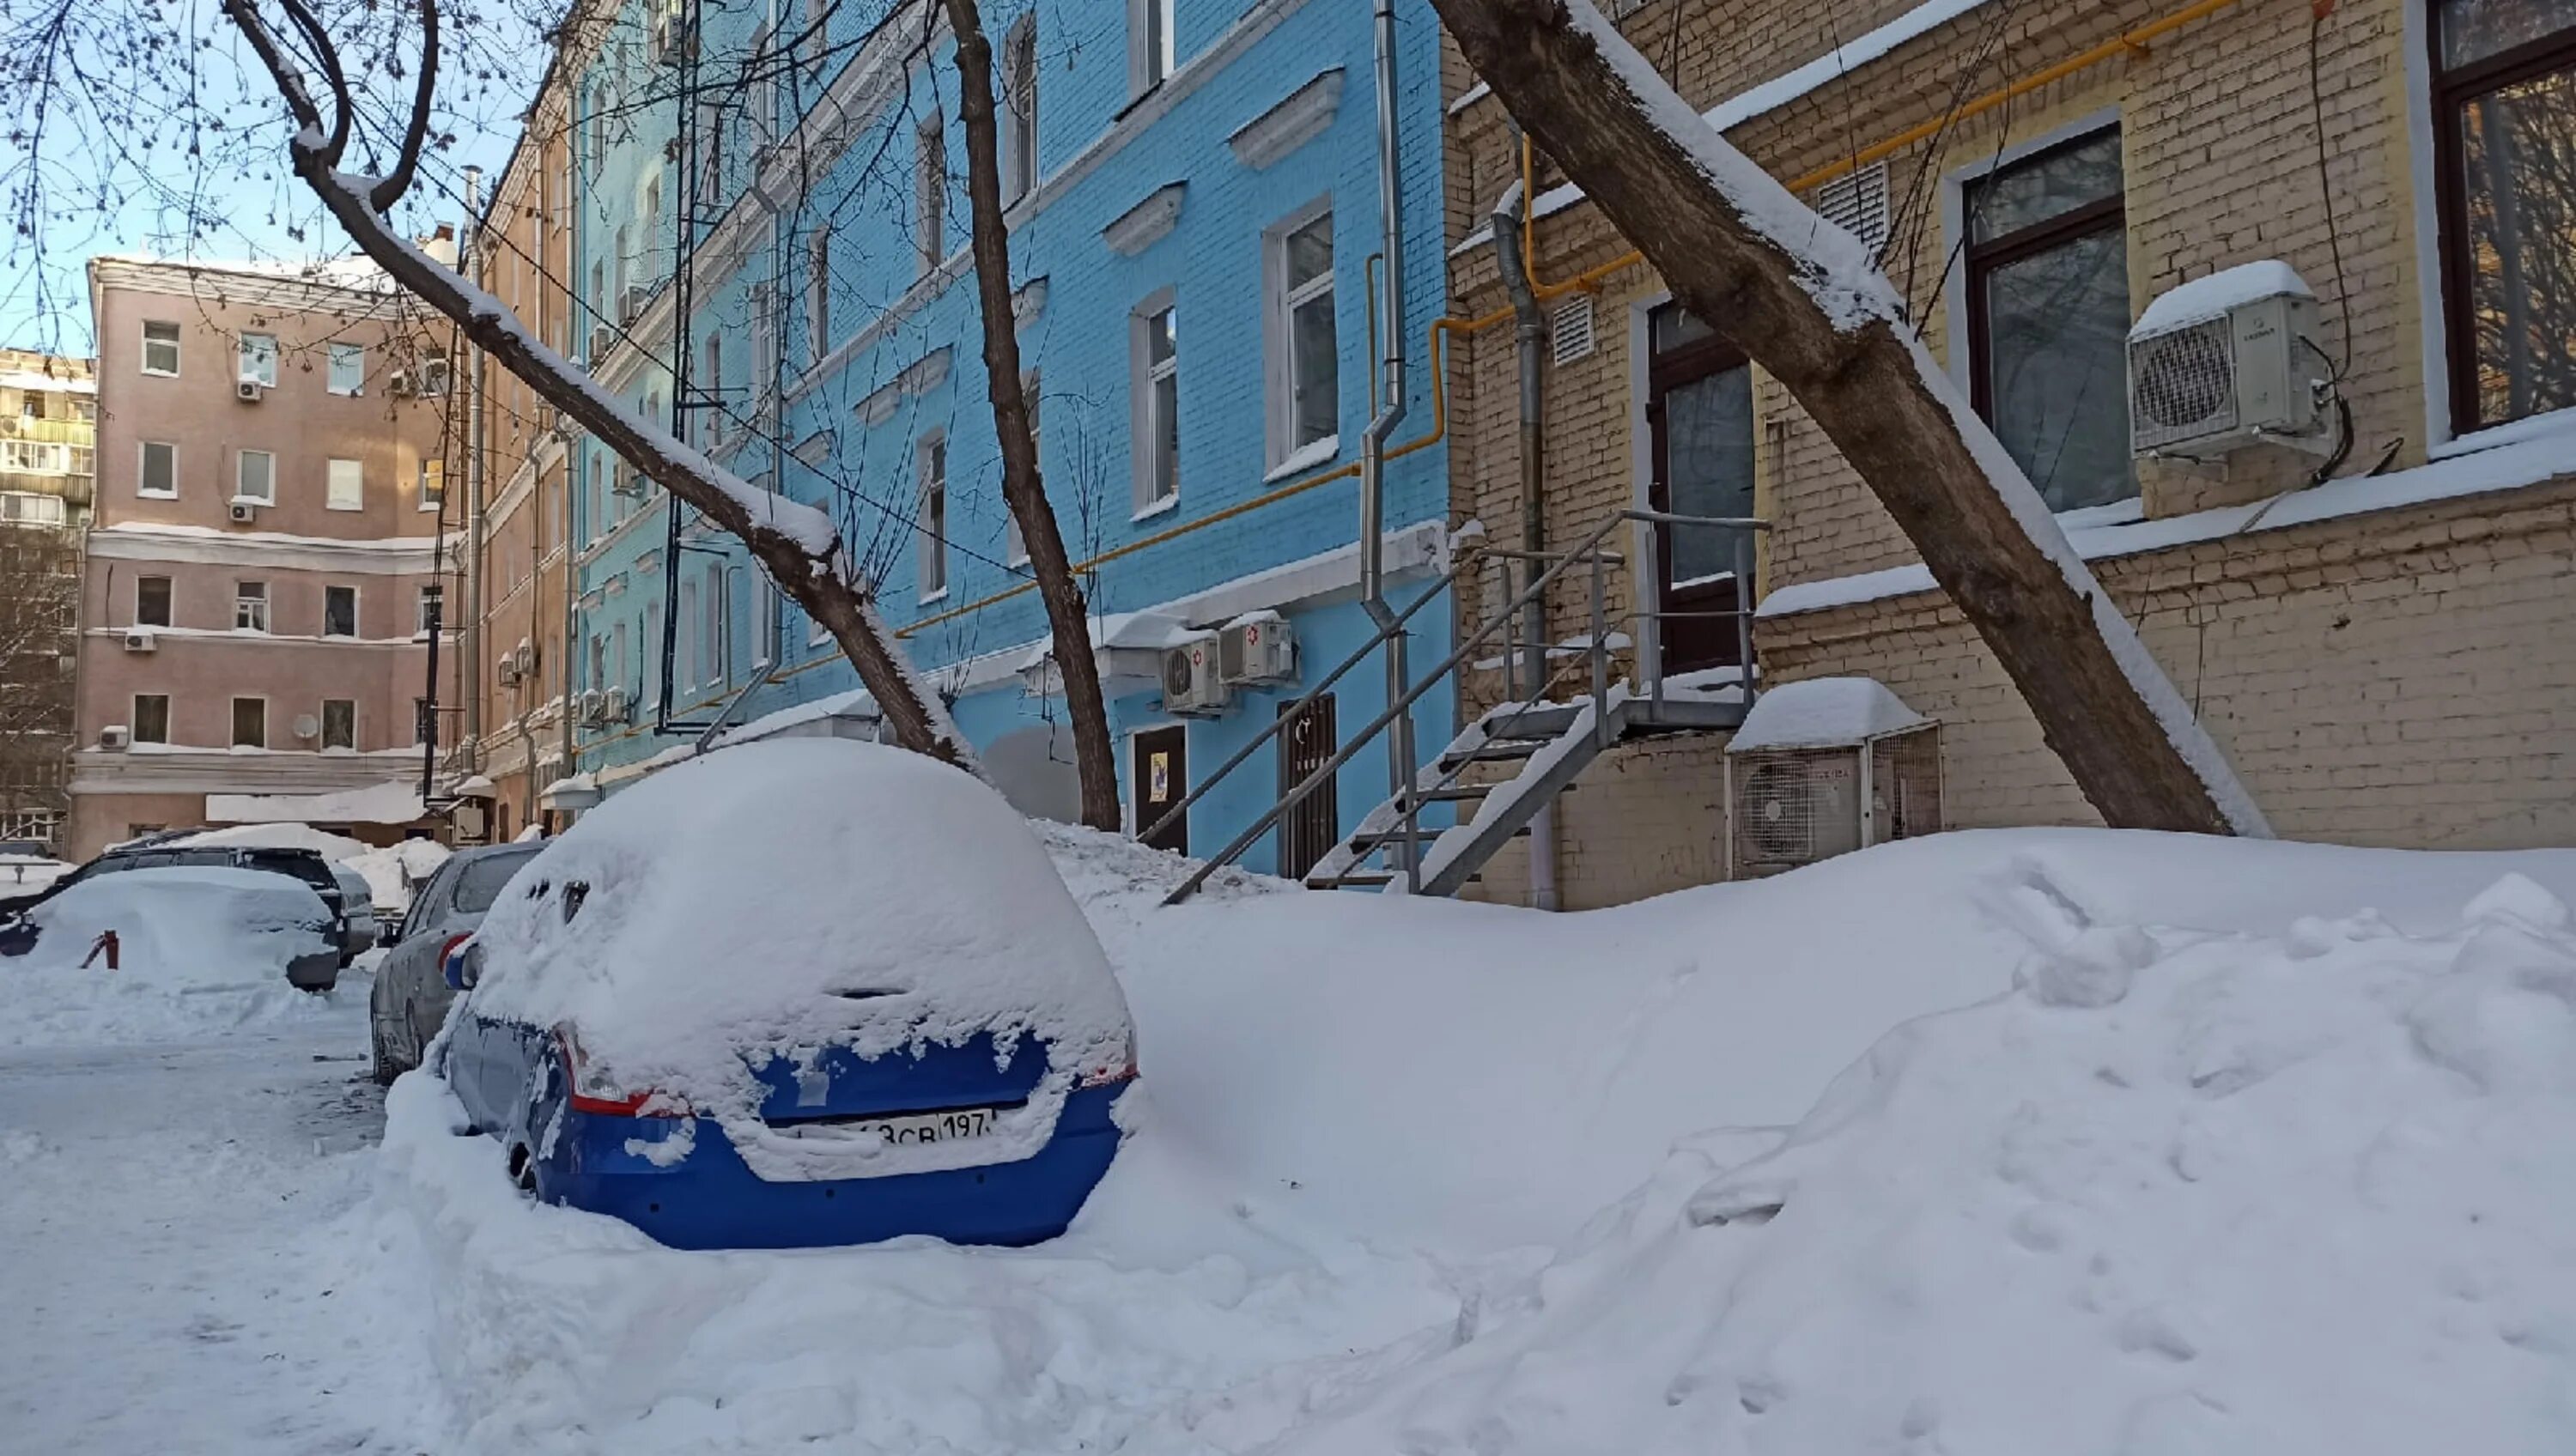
(1155, 508), (1766, 906)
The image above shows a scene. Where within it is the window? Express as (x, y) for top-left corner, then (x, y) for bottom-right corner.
(416, 585), (440, 636)
(413, 696), (431, 748)
(1133, 296), (1180, 511)
(419, 458), (445, 513)
(749, 26), (779, 150)
(141, 320), (180, 376)
(1132, 0), (1178, 94)
(0, 441), (68, 475)
(700, 101), (726, 209)
(238, 333), (278, 387)
(641, 173), (665, 263)
(323, 585), (357, 638)
(701, 335), (722, 448)
(586, 455), (605, 543)
(321, 699), (355, 750)
(1268, 207), (1338, 464)
(807, 227), (833, 361)
(916, 113), (948, 275)
(231, 697), (266, 749)
(2433, 0), (2576, 433)
(1003, 16), (1038, 203)
(1963, 127), (2135, 513)
(138, 440), (176, 498)
(615, 224), (634, 312)
(0, 491), (64, 525)
(135, 576), (172, 628)
(235, 449), (276, 505)
(917, 433), (948, 598)
(703, 567), (728, 685)
(234, 580), (270, 633)
(1647, 303), (1758, 674)
(326, 458), (363, 512)
(677, 576), (700, 689)
(1008, 371), (1036, 565)
(327, 343), (364, 395)
(131, 695), (169, 745)
(751, 281), (779, 403)
(590, 83), (609, 162)
(589, 260), (607, 338)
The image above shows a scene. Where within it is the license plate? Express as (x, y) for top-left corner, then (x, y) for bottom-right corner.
(840, 1106), (1002, 1146)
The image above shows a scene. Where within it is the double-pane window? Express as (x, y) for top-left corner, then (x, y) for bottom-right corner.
(327, 343), (365, 395)
(231, 697), (266, 749)
(238, 333), (278, 387)
(235, 449), (276, 504)
(141, 321), (180, 376)
(234, 581), (270, 633)
(1273, 211), (1338, 461)
(323, 585), (357, 638)
(132, 695), (169, 744)
(1136, 302), (1179, 510)
(917, 434), (948, 598)
(321, 699), (355, 751)
(135, 576), (172, 628)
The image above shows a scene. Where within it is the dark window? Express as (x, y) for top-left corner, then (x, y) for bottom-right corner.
(1965, 128), (2136, 513)
(2433, 0), (2576, 432)
(231, 697), (265, 749)
(1646, 304), (1756, 675)
(131, 695), (169, 744)
(321, 698), (355, 750)
(135, 576), (171, 628)
(454, 847), (543, 913)
(323, 585), (356, 638)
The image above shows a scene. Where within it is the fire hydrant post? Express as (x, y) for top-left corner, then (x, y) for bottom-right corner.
(83, 929), (119, 971)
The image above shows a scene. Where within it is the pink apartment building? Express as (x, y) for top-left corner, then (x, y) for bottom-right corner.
(69, 255), (461, 858)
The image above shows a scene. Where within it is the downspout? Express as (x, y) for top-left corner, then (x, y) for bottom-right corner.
(555, 148), (580, 819)
(1492, 167), (1558, 911)
(1361, 0), (1415, 883)
(462, 166), (486, 772)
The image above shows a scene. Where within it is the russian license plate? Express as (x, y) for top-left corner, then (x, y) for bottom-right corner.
(843, 1106), (1002, 1145)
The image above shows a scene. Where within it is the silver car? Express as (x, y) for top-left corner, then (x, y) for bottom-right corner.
(331, 864), (380, 963)
(369, 841), (546, 1085)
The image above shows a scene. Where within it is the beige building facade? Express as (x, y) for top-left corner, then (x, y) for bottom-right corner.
(69, 258), (459, 858)
(1441, 0), (2576, 907)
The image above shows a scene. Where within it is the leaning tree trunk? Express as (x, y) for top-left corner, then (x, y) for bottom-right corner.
(220, 0), (975, 767)
(1432, 0), (2265, 836)
(940, 0), (1122, 831)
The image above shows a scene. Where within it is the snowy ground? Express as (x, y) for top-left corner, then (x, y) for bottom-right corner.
(7, 828), (2576, 1453)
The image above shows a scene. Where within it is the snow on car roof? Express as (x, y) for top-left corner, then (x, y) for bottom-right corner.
(465, 739), (1132, 1128)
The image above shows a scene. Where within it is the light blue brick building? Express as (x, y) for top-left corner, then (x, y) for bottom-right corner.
(563, 0), (1452, 877)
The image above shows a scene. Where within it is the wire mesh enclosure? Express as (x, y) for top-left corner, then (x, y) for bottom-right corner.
(1728, 721), (1941, 878)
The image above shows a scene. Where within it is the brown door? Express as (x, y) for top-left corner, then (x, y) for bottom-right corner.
(1133, 725), (1189, 855)
(1277, 694), (1338, 878)
(1646, 304), (1756, 675)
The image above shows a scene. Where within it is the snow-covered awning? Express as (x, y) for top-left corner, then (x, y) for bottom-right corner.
(538, 773), (601, 810)
(204, 780), (428, 826)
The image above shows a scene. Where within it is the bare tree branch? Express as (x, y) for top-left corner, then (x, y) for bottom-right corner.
(369, 0), (441, 213)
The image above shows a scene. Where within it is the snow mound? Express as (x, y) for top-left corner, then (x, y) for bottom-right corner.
(465, 740), (1133, 1162)
(2133, 258), (2314, 337)
(1728, 675), (1926, 750)
(170, 822), (376, 859)
(1, 868), (340, 1048)
(1285, 863), (2576, 1453)
(342, 839), (451, 913)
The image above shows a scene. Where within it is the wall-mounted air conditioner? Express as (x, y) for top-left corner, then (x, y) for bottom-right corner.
(588, 325), (615, 362)
(98, 725), (131, 749)
(2129, 262), (2335, 460)
(234, 380), (264, 403)
(228, 502), (258, 525)
(121, 629), (156, 653)
(603, 687), (631, 725)
(1217, 611), (1297, 687)
(1726, 678), (1943, 878)
(1159, 634), (1230, 717)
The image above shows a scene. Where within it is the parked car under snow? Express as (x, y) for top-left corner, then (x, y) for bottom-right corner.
(435, 739), (1139, 1250)
(0, 865), (341, 990)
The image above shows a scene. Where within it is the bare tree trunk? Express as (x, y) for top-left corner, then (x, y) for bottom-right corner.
(939, 0), (1121, 831)
(1434, 0), (2265, 836)
(220, 0), (975, 768)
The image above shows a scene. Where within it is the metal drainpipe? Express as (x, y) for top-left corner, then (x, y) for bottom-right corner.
(462, 166), (486, 774)
(554, 156), (580, 821)
(1492, 168), (1558, 911)
(1361, 0), (1415, 881)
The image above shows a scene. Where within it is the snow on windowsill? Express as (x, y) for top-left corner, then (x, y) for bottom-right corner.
(134, 491), (179, 500)
(1760, 417), (2576, 620)
(2430, 404), (2576, 461)
(1130, 494), (1182, 525)
(1264, 434), (1340, 482)
(917, 588), (951, 606)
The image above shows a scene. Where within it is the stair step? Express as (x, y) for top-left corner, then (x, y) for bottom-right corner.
(1482, 703), (1584, 740)
(1307, 872), (1396, 889)
(1441, 739), (1543, 768)
(1415, 784), (1493, 802)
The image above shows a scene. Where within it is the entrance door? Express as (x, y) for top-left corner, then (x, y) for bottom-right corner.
(1646, 304), (1757, 675)
(1276, 694), (1339, 878)
(1132, 725), (1189, 855)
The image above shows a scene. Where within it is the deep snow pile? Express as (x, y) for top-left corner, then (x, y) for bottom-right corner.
(465, 741), (1133, 1174)
(0, 867), (342, 1047)
(341, 838), (452, 913)
(170, 821), (375, 860)
(374, 827), (2576, 1453)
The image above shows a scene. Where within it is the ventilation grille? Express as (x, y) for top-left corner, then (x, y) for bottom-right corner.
(1868, 725), (1943, 844)
(2129, 317), (2239, 452)
(1551, 294), (1595, 366)
(1809, 161), (1891, 256)
(1730, 748), (1862, 877)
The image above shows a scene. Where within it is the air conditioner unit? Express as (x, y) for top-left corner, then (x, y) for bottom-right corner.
(234, 380), (265, 403)
(387, 369), (412, 397)
(619, 286), (652, 326)
(1217, 611), (1297, 687)
(121, 629), (156, 653)
(228, 502), (258, 524)
(2128, 263), (2335, 460)
(1158, 634), (1230, 717)
(497, 660), (522, 687)
(1726, 686), (1942, 879)
(98, 725), (131, 750)
(588, 324), (615, 361)
(604, 687), (631, 724)
(513, 640), (537, 676)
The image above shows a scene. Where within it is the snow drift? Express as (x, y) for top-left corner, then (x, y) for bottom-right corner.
(1, 867), (341, 1047)
(371, 828), (2576, 1453)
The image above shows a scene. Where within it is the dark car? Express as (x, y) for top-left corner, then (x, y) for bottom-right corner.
(0, 841), (355, 980)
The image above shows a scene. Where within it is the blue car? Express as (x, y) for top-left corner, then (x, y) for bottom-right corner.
(430, 740), (1140, 1251)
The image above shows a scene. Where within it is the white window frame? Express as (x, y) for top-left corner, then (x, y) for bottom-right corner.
(1263, 197), (1339, 471)
(237, 332), (278, 387)
(322, 583), (359, 639)
(915, 112), (947, 276)
(677, 575), (700, 689)
(419, 458), (445, 513)
(140, 320), (180, 378)
(1129, 0), (1178, 96)
(806, 227), (833, 363)
(230, 696), (266, 749)
(0, 490), (65, 525)
(326, 458), (364, 512)
(234, 449), (276, 505)
(131, 694), (170, 745)
(1130, 288), (1181, 516)
(326, 342), (365, 396)
(320, 697), (356, 751)
(1002, 15), (1038, 204)
(137, 440), (177, 499)
(416, 585), (440, 637)
(134, 575), (173, 628)
(916, 430), (949, 601)
(234, 580), (270, 634)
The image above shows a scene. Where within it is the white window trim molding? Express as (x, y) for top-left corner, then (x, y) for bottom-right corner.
(1262, 194), (1336, 470)
(2402, 0), (2452, 448)
(1130, 285), (1181, 516)
(1103, 182), (1187, 257)
(1229, 68), (1345, 170)
(1936, 106), (2123, 394)
(234, 448), (277, 506)
(137, 440), (179, 499)
(139, 320), (181, 378)
(916, 428), (949, 604)
(322, 583), (361, 639)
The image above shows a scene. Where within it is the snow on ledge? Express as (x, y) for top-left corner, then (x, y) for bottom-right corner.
(1729, 676), (1926, 751)
(2131, 260), (2312, 339)
(1759, 420), (2576, 620)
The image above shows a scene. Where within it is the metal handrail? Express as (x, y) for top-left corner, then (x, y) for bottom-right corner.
(1163, 508), (1764, 905)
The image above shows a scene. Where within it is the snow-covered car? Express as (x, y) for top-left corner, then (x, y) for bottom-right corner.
(436, 739), (1139, 1250)
(2, 842), (354, 978)
(368, 840), (544, 1085)
(0, 865), (342, 990)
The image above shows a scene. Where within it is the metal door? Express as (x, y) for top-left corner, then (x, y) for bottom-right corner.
(1276, 693), (1338, 878)
(1132, 725), (1189, 855)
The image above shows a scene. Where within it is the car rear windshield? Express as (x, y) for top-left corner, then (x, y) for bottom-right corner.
(453, 849), (541, 913)
(241, 850), (337, 895)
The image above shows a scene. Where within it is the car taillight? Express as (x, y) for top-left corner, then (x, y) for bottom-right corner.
(555, 1027), (686, 1117)
(1077, 1031), (1139, 1089)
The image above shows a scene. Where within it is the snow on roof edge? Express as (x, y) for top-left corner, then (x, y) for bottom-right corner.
(1729, 676), (1928, 751)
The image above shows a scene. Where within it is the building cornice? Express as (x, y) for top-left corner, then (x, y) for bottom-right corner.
(86, 522), (440, 576)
